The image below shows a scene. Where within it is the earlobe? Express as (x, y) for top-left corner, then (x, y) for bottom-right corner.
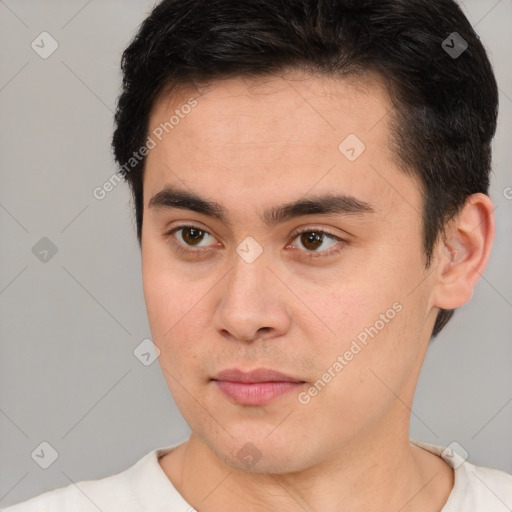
(433, 193), (495, 310)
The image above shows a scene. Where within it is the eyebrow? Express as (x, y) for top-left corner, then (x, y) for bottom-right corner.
(148, 186), (375, 228)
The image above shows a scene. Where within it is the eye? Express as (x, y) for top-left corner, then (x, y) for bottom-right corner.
(164, 224), (346, 258)
(164, 225), (218, 255)
(287, 228), (346, 257)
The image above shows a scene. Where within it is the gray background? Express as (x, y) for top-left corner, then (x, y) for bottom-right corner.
(0, 0), (511, 507)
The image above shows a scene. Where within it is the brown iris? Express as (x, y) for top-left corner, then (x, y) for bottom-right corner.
(299, 231), (324, 251)
(181, 227), (205, 246)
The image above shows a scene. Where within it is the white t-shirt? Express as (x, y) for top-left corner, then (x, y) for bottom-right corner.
(2, 440), (512, 511)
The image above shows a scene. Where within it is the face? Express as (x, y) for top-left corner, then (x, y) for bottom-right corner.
(141, 70), (438, 473)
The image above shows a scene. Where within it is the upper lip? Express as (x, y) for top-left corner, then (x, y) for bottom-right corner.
(212, 368), (305, 383)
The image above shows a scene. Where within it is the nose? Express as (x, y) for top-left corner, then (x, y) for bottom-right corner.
(212, 251), (292, 343)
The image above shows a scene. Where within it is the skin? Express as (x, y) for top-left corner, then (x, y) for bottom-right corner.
(140, 69), (494, 511)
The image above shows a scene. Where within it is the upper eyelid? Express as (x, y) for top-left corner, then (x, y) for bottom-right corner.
(289, 226), (342, 240)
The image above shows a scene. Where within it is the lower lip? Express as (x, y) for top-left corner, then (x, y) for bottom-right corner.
(213, 380), (305, 406)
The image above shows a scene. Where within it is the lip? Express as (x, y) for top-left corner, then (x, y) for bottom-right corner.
(212, 367), (304, 383)
(212, 368), (306, 406)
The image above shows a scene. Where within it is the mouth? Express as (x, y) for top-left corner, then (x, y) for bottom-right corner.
(211, 367), (306, 406)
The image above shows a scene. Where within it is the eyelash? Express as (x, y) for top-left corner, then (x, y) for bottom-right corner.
(163, 224), (347, 259)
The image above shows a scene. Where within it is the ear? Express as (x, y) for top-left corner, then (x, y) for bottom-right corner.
(431, 193), (495, 310)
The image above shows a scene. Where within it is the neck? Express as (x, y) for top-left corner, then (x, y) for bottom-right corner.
(160, 423), (453, 512)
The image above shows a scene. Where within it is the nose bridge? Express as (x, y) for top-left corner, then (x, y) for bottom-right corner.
(213, 244), (290, 341)
(224, 246), (270, 308)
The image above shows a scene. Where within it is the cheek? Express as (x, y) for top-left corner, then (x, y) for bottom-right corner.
(141, 244), (218, 381)
(292, 263), (399, 345)
(142, 264), (175, 338)
(143, 267), (202, 347)
(142, 240), (192, 351)
(295, 254), (422, 397)
(142, 265), (207, 411)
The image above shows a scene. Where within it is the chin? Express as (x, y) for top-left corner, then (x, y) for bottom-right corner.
(202, 429), (314, 475)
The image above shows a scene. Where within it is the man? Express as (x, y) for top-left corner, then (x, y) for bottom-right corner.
(4, 0), (512, 510)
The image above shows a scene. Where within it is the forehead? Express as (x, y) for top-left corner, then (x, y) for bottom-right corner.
(149, 70), (393, 148)
(144, 70), (421, 223)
